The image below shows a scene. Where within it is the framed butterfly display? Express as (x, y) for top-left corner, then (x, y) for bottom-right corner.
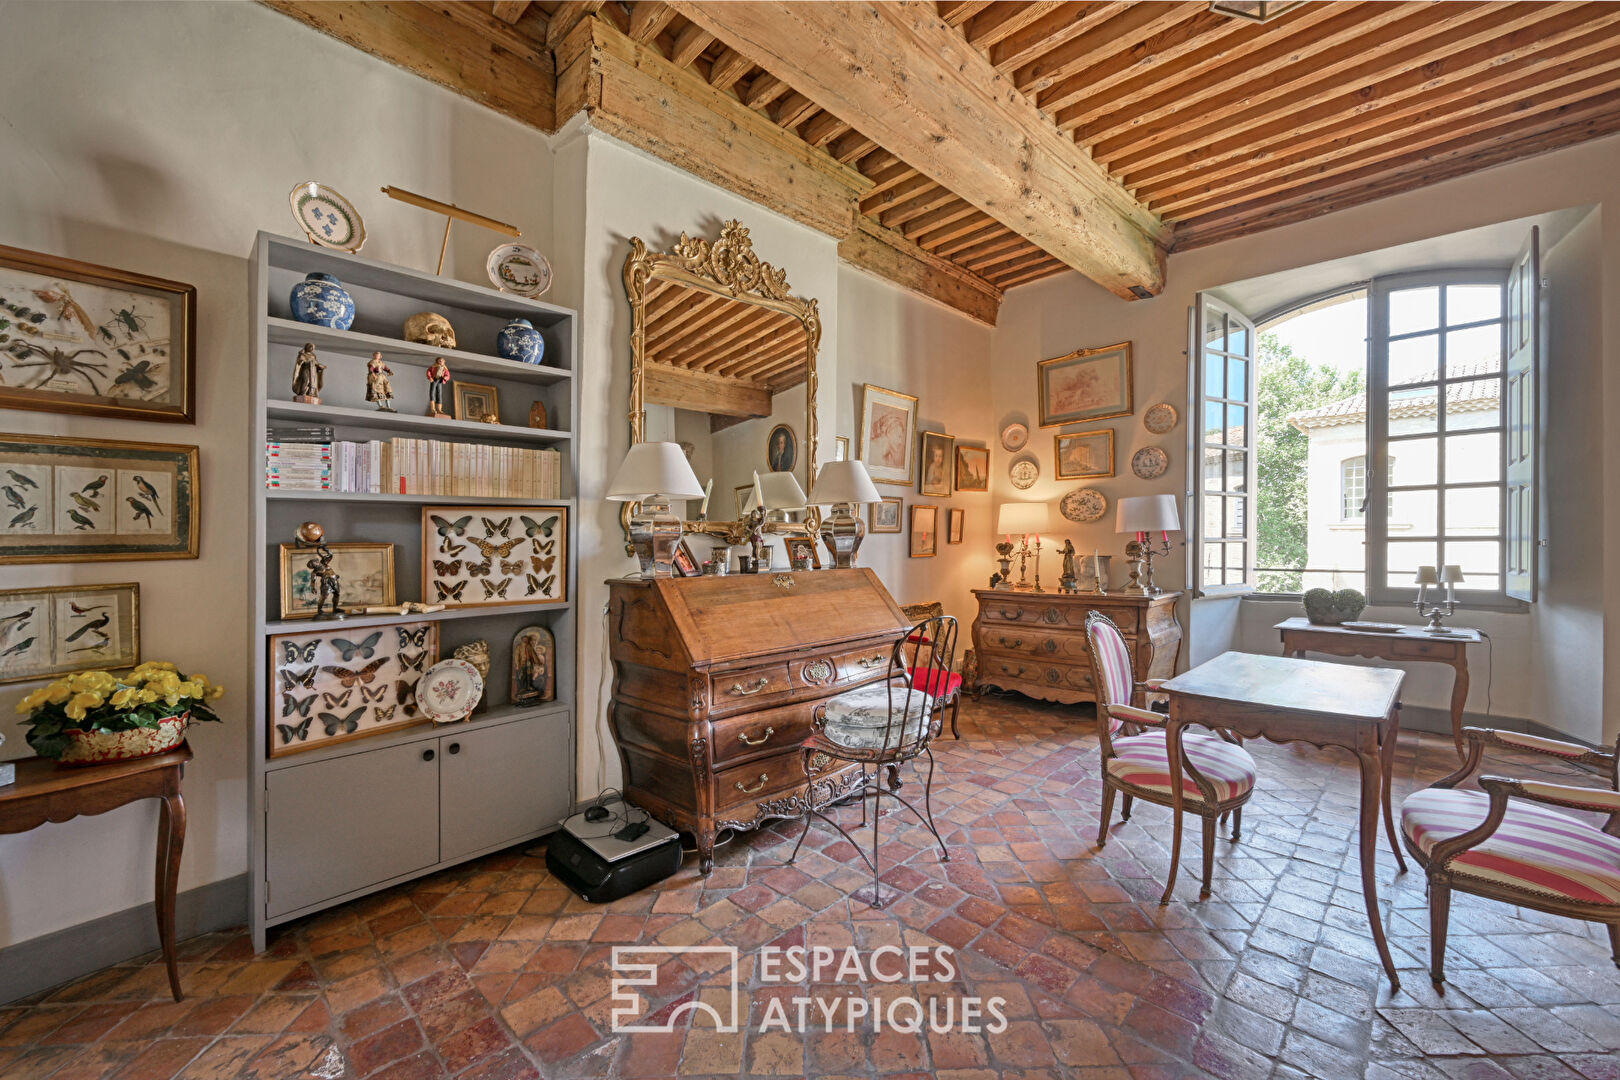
(420, 505), (567, 609)
(266, 619), (439, 757)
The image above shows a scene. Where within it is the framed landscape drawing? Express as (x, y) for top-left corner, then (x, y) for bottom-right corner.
(421, 505), (567, 608)
(909, 504), (938, 558)
(955, 446), (989, 492)
(1038, 341), (1133, 427)
(870, 496), (903, 534)
(858, 384), (918, 486)
(267, 620), (439, 757)
(0, 582), (139, 685)
(1055, 429), (1115, 479)
(0, 434), (199, 564)
(278, 542), (397, 619)
(0, 244), (196, 422)
(918, 431), (954, 497)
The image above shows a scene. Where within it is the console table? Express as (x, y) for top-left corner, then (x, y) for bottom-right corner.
(1275, 617), (1481, 757)
(971, 589), (1182, 708)
(0, 746), (191, 1001)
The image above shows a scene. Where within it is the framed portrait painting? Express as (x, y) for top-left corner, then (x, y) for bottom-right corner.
(1055, 429), (1115, 480)
(954, 446), (989, 492)
(0, 582), (139, 685)
(918, 431), (954, 497)
(1038, 341), (1133, 427)
(858, 384), (917, 486)
(767, 424), (797, 473)
(0, 434), (199, 564)
(870, 496), (903, 534)
(278, 542), (396, 619)
(0, 244), (196, 423)
(452, 381), (501, 423)
(909, 504), (938, 558)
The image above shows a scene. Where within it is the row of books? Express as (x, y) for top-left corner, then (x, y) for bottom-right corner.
(265, 432), (563, 498)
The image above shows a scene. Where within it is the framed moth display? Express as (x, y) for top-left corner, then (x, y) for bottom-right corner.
(0, 582), (139, 685)
(267, 619), (439, 757)
(421, 505), (567, 608)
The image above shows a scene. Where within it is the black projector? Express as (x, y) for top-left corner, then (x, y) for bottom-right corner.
(545, 799), (682, 903)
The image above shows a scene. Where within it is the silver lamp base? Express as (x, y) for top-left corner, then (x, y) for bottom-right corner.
(629, 498), (683, 578)
(819, 503), (865, 569)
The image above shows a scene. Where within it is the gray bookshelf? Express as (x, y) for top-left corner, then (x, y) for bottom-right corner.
(246, 232), (578, 950)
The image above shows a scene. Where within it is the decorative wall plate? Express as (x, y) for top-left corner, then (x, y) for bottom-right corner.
(288, 182), (365, 253)
(1060, 487), (1108, 523)
(1131, 446), (1169, 480)
(486, 242), (553, 298)
(418, 658), (484, 723)
(1000, 422), (1029, 452)
(1008, 459), (1039, 490)
(1144, 403), (1178, 435)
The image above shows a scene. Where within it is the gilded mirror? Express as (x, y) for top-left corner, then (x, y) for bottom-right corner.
(623, 220), (820, 547)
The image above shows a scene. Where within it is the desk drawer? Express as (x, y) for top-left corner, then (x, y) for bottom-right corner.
(981, 656), (1093, 691)
(714, 750), (804, 814)
(982, 599), (1137, 634)
(1388, 638), (1459, 660)
(704, 663), (795, 717)
(980, 628), (1092, 662)
(711, 702), (815, 767)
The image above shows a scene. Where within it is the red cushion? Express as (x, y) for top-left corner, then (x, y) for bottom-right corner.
(907, 667), (962, 698)
(906, 632), (932, 644)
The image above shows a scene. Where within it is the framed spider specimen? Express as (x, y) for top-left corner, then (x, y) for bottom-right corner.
(0, 244), (196, 423)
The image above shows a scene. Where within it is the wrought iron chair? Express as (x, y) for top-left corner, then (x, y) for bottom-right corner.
(902, 601), (964, 739)
(1084, 611), (1257, 899)
(1401, 726), (1620, 984)
(787, 614), (957, 907)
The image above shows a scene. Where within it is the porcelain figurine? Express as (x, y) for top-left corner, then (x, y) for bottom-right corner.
(496, 317), (545, 365)
(403, 312), (456, 349)
(289, 272), (355, 330)
(291, 342), (325, 404)
(425, 356), (451, 418)
(365, 351), (396, 412)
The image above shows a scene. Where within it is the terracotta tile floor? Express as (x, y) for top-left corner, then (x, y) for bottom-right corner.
(2, 694), (1618, 1079)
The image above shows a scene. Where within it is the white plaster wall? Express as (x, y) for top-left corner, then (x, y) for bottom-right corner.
(0, 0), (556, 948)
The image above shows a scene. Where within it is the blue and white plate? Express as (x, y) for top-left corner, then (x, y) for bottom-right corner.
(486, 242), (552, 298)
(289, 182), (366, 253)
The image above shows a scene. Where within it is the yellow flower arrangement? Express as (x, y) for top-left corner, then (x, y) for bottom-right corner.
(16, 660), (227, 760)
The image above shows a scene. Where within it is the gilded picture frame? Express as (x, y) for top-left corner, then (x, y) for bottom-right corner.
(870, 495), (903, 534)
(278, 541), (397, 620)
(421, 505), (567, 609)
(1037, 341), (1133, 427)
(858, 383), (918, 487)
(267, 620), (439, 758)
(909, 504), (938, 558)
(0, 582), (139, 685)
(452, 380), (501, 424)
(1055, 429), (1116, 480)
(947, 508), (964, 545)
(918, 430), (955, 497)
(954, 446), (989, 492)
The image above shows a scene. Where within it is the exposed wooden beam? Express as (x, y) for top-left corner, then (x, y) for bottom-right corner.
(997, 258), (1071, 289)
(830, 131), (878, 164)
(860, 172), (936, 216)
(707, 47), (753, 91)
(547, 0), (605, 47)
(668, 21), (713, 67)
(1014, 2), (1204, 94)
(897, 199), (981, 240)
(956, 231), (1035, 267)
(964, 0), (1065, 49)
(838, 217), (1001, 326)
(929, 220), (1007, 257)
(1032, 7), (1250, 109)
(801, 112), (850, 148)
(670, 0), (1167, 297)
(490, 1), (530, 25)
(989, 2), (1131, 73)
(627, 0), (675, 42)
(912, 211), (999, 251)
(742, 71), (790, 110)
(644, 363), (770, 418)
(262, 1), (556, 131)
(881, 185), (958, 229)
(937, 0), (994, 29)
(773, 92), (820, 130)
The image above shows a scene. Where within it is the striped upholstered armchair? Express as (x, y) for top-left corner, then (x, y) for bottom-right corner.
(1400, 726), (1620, 984)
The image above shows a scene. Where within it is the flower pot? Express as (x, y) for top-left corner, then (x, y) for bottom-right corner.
(289, 272), (356, 330)
(59, 712), (188, 766)
(496, 318), (545, 365)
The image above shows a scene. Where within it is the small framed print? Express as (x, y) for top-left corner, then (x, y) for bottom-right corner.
(784, 535), (820, 570)
(278, 541), (396, 619)
(453, 380), (501, 424)
(1055, 429), (1115, 480)
(672, 538), (699, 577)
(1038, 341), (1133, 427)
(0, 433), (199, 564)
(947, 508), (964, 545)
(422, 506), (567, 608)
(735, 484), (754, 518)
(954, 446), (989, 492)
(918, 431), (955, 497)
(909, 504), (938, 558)
(834, 435), (849, 462)
(0, 244), (196, 423)
(870, 495), (903, 533)
(0, 582), (139, 685)
(859, 383), (918, 486)
(267, 620), (439, 757)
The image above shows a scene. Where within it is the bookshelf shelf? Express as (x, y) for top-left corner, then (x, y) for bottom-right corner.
(249, 232), (578, 950)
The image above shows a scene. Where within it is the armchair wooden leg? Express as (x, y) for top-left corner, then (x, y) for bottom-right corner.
(1230, 807), (1242, 842)
(1199, 813), (1216, 899)
(1098, 784), (1116, 847)
(949, 694), (961, 739)
(1121, 794), (1134, 822)
(1429, 879), (1452, 985)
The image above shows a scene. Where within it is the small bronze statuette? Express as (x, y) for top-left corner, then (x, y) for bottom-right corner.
(291, 343), (325, 404)
(366, 351), (396, 412)
(296, 521), (345, 619)
(1058, 539), (1080, 594)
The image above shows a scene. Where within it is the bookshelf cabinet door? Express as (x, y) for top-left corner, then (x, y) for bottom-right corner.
(265, 742), (440, 919)
(440, 713), (570, 862)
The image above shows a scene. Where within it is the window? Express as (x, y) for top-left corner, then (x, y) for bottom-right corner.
(1192, 296), (1256, 592)
(1341, 456), (1366, 520)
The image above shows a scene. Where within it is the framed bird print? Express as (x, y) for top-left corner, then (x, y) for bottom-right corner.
(0, 582), (139, 685)
(0, 244), (196, 423)
(266, 619), (439, 757)
(0, 434), (199, 564)
(421, 505), (568, 609)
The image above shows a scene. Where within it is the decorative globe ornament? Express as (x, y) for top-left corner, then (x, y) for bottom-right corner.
(295, 521), (325, 544)
(1303, 587), (1367, 625)
(496, 318), (545, 365)
(289, 272), (355, 330)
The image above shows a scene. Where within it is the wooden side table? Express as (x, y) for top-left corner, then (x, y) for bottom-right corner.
(0, 745), (192, 1001)
(1275, 617), (1482, 757)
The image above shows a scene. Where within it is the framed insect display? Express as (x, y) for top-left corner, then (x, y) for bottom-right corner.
(421, 505), (568, 609)
(0, 582), (139, 685)
(0, 244), (196, 423)
(266, 619), (439, 757)
(277, 541), (396, 619)
(0, 434), (199, 564)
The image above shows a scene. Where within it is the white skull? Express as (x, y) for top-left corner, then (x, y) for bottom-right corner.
(403, 312), (457, 349)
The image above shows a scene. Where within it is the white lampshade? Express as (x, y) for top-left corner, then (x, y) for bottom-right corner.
(808, 460), (881, 505)
(1413, 565), (1440, 585)
(1440, 564), (1465, 585)
(757, 471), (807, 510)
(605, 441), (705, 502)
(1116, 494), (1180, 534)
(996, 502), (1050, 536)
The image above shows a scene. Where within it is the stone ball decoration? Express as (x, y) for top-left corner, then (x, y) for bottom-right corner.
(403, 312), (457, 349)
(1303, 587), (1367, 626)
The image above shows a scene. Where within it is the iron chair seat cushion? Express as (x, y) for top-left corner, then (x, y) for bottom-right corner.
(817, 682), (935, 752)
(1105, 730), (1257, 807)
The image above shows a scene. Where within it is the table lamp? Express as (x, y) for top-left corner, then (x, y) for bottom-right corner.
(743, 471), (809, 522)
(808, 460), (881, 568)
(1117, 494), (1180, 595)
(996, 502), (1051, 591)
(606, 441), (705, 577)
(1414, 563), (1464, 633)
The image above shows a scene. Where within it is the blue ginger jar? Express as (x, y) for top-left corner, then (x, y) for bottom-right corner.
(496, 318), (545, 365)
(289, 272), (356, 330)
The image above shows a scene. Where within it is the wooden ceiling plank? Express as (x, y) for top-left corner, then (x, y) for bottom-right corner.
(955, 231), (1035, 265)
(653, 296), (784, 362)
(680, 321), (797, 377)
(839, 217), (1001, 325)
(910, 211), (998, 251)
(665, 314), (795, 374)
(990, 2), (1131, 73)
(707, 46), (754, 91)
(981, 250), (1059, 280)
(860, 172), (937, 215)
(708, 325), (807, 376)
(645, 291), (730, 348)
(668, 20), (714, 67)
(801, 112), (851, 148)
(742, 71), (790, 110)
(967, 241), (1043, 273)
(678, 306), (796, 364)
(1014, 2), (1205, 94)
(669, 0), (1168, 297)
(596, 2), (630, 34)
(830, 132), (879, 164)
(965, 1), (1065, 49)
(938, 0), (995, 29)
(927, 220), (1009, 256)
(996, 259), (1072, 288)
(1125, 6), (1620, 194)
(491, 1), (530, 25)
(546, 0), (605, 46)
(644, 363), (771, 419)
(880, 185), (960, 229)
(898, 199), (982, 240)
(725, 337), (810, 380)
(857, 160), (920, 199)
(774, 92), (820, 130)
(1172, 101), (1620, 250)
(627, 0), (675, 42)
(1033, 7), (1251, 109)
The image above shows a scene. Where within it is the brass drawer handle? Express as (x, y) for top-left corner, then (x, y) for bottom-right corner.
(734, 773), (769, 794)
(999, 609), (1024, 620)
(1000, 636), (1023, 648)
(729, 678), (770, 696)
(737, 726), (775, 746)
(857, 656), (886, 669)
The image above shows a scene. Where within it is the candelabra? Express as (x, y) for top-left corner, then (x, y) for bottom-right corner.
(1414, 565), (1465, 633)
(1014, 533), (1044, 592)
(1123, 535), (1172, 595)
